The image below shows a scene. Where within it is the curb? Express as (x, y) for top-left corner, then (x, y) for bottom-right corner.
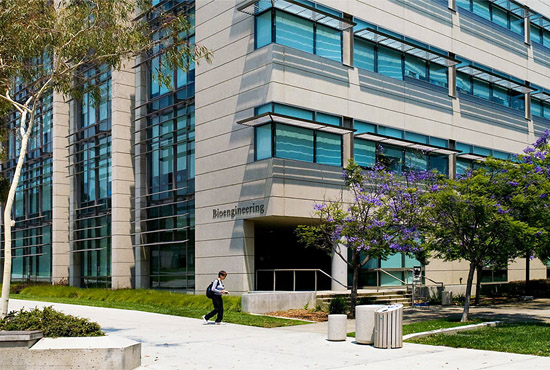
(403, 321), (503, 340)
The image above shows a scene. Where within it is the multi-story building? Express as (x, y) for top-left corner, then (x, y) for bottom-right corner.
(2, 0), (550, 296)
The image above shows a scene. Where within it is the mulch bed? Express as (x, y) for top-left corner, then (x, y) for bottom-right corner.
(265, 309), (328, 322)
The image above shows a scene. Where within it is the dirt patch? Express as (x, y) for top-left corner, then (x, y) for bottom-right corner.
(265, 309), (328, 322)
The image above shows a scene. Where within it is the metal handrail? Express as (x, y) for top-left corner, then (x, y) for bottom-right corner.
(376, 268), (408, 285)
(425, 276), (444, 288)
(255, 268), (347, 291)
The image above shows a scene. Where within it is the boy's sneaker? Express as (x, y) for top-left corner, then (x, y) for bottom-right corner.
(202, 316), (208, 324)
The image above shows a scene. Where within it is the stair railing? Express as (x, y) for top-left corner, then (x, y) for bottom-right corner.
(255, 268), (347, 292)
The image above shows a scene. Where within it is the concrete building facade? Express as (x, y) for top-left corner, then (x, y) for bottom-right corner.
(2, 0), (550, 295)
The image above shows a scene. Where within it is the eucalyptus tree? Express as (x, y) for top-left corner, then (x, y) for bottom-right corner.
(0, 0), (211, 318)
(297, 160), (431, 317)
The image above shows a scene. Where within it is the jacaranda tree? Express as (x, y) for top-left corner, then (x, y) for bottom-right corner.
(0, 0), (211, 318)
(297, 160), (432, 317)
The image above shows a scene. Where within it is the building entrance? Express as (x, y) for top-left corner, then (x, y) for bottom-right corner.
(254, 219), (331, 291)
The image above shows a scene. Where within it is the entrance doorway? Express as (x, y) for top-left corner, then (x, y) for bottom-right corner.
(254, 218), (331, 291)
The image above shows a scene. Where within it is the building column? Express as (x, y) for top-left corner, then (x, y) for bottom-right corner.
(331, 243), (348, 291)
(448, 62), (456, 98)
(448, 0), (456, 11)
(51, 91), (70, 284)
(524, 6), (531, 45)
(110, 61), (135, 289)
(134, 55), (150, 289)
(342, 13), (353, 67)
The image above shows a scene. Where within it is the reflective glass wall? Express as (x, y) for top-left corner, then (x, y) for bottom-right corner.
(1, 90), (53, 282)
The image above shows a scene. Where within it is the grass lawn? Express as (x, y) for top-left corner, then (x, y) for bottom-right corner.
(11, 285), (310, 328)
(406, 323), (550, 357)
(347, 318), (486, 337)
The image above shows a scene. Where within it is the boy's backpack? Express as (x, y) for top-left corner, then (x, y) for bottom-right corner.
(206, 281), (214, 298)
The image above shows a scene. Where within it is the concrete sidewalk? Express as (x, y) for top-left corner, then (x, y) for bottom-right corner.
(9, 299), (550, 370)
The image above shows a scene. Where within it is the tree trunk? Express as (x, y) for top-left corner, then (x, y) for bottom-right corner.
(461, 262), (476, 322)
(1, 110), (31, 318)
(525, 254), (530, 295)
(474, 265), (482, 306)
(350, 264), (359, 319)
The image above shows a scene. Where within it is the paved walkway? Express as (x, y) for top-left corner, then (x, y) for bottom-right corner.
(9, 299), (550, 370)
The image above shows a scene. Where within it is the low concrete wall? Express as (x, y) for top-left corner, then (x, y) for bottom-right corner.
(242, 291), (316, 314)
(0, 335), (140, 370)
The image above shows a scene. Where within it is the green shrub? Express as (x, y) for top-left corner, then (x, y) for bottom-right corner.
(428, 290), (442, 305)
(0, 306), (104, 338)
(329, 296), (347, 315)
(357, 296), (376, 305)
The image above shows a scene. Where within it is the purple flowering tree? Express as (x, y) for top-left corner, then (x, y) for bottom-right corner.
(296, 160), (431, 318)
(486, 130), (550, 291)
(422, 168), (535, 321)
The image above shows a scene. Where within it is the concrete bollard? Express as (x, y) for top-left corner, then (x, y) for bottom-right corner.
(441, 291), (453, 306)
(327, 314), (348, 341)
(355, 305), (386, 344)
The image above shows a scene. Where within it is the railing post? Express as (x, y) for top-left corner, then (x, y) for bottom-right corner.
(314, 270), (318, 292)
(293, 270), (296, 291)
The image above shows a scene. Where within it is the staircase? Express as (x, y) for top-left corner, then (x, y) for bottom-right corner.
(316, 288), (412, 308)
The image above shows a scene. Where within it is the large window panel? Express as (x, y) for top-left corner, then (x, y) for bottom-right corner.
(354, 139), (376, 168)
(256, 124), (273, 160)
(405, 149), (428, 171)
(316, 132), (342, 166)
(275, 11), (314, 54)
(404, 55), (427, 81)
(256, 11), (272, 49)
(472, 0), (491, 21)
(509, 14), (523, 35)
(377, 46), (403, 80)
(531, 24), (542, 44)
(491, 6), (508, 29)
(275, 124), (314, 162)
(316, 24), (342, 62)
(492, 85), (509, 107)
(429, 63), (448, 88)
(472, 78), (490, 100)
(544, 102), (550, 120)
(354, 38), (375, 72)
(456, 71), (472, 94)
(543, 29), (550, 49)
(532, 98), (542, 118)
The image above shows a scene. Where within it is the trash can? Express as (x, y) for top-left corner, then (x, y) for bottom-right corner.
(374, 304), (403, 349)
(441, 291), (453, 306)
(355, 305), (385, 344)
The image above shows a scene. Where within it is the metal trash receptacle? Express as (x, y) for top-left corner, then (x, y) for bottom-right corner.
(374, 304), (403, 349)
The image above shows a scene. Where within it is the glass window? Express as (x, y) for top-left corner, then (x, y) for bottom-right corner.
(379, 145), (403, 173)
(275, 124), (314, 162)
(456, 158), (472, 176)
(316, 132), (342, 166)
(510, 91), (524, 111)
(472, 0), (490, 21)
(404, 55), (427, 81)
(491, 6), (508, 29)
(316, 112), (341, 126)
(256, 124), (272, 160)
(429, 63), (448, 88)
(275, 11), (314, 54)
(492, 85), (509, 107)
(354, 121), (376, 134)
(354, 38), (375, 72)
(354, 139), (376, 167)
(456, 0), (471, 11)
(404, 149), (428, 171)
(273, 103), (314, 120)
(430, 154), (448, 174)
(316, 24), (342, 62)
(531, 24), (542, 44)
(256, 11), (272, 49)
(473, 78), (490, 100)
(543, 29), (550, 49)
(378, 126), (403, 138)
(405, 132), (428, 144)
(509, 14), (523, 35)
(456, 71), (472, 94)
(377, 46), (403, 80)
(532, 98), (542, 118)
(544, 102), (550, 120)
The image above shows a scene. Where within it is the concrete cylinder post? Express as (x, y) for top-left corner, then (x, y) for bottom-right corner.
(327, 314), (347, 341)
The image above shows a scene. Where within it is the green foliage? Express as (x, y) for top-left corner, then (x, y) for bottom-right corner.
(428, 290), (442, 305)
(0, 306), (103, 337)
(13, 286), (310, 328)
(357, 296), (376, 305)
(480, 279), (550, 298)
(406, 323), (550, 357)
(18, 285), (242, 312)
(328, 296), (347, 315)
(453, 293), (466, 305)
